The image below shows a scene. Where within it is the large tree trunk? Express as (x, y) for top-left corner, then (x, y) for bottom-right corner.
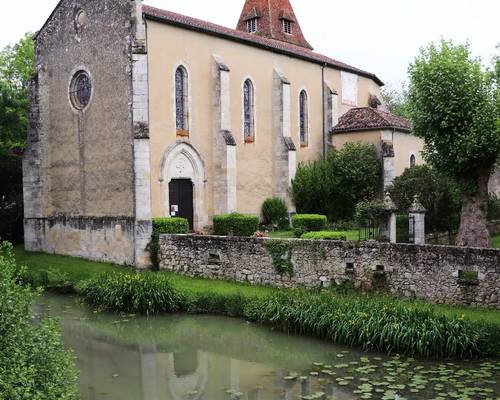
(456, 172), (491, 248)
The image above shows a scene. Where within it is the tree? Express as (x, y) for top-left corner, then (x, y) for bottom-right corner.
(407, 41), (500, 247)
(0, 33), (34, 149)
(388, 165), (462, 233)
(291, 143), (381, 221)
(381, 84), (410, 119)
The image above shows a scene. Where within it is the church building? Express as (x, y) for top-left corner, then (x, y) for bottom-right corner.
(23, 0), (424, 266)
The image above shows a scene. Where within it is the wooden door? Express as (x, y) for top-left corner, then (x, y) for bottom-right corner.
(169, 179), (194, 230)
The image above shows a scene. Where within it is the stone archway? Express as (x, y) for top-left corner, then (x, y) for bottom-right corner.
(159, 142), (207, 231)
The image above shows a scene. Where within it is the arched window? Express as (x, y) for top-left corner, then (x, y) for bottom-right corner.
(299, 90), (308, 146)
(410, 154), (416, 167)
(243, 79), (255, 142)
(175, 66), (189, 135)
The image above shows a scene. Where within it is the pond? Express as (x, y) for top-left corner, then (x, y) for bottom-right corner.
(35, 294), (499, 400)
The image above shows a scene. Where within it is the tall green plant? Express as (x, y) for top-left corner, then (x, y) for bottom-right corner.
(408, 41), (500, 247)
(0, 242), (78, 399)
(388, 165), (462, 233)
(0, 33), (34, 148)
(291, 143), (381, 221)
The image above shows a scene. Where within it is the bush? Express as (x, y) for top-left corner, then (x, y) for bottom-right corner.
(355, 200), (387, 225)
(301, 231), (347, 241)
(0, 150), (24, 244)
(0, 242), (78, 399)
(153, 217), (189, 234)
(261, 197), (288, 228)
(488, 194), (500, 221)
(388, 165), (462, 232)
(213, 213), (260, 237)
(148, 217), (189, 267)
(291, 143), (381, 221)
(76, 271), (185, 314)
(292, 214), (327, 232)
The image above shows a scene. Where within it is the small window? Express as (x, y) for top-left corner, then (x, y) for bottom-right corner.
(243, 79), (255, 142)
(282, 19), (293, 34)
(247, 18), (258, 33)
(299, 90), (308, 146)
(69, 70), (92, 110)
(175, 66), (189, 136)
(410, 154), (416, 167)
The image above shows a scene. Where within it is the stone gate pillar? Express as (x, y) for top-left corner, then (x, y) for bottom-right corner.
(381, 192), (397, 243)
(409, 196), (426, 245)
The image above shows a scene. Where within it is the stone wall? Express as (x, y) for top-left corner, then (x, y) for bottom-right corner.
(24, 0), (152, 266)
(159, 235), (500, 308)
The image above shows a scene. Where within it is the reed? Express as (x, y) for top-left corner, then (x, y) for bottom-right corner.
(76, 272), (493, 358)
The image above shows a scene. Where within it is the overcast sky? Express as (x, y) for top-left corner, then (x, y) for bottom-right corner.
(1, 0), (498, 87)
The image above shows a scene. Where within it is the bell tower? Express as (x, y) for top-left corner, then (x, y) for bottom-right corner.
(236, 0), (313, 49)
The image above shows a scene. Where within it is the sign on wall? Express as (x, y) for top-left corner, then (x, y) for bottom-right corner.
(341, 71), (358, 106)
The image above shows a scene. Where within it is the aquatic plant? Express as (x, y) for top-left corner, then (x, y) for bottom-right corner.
(244, 290), (482, 359)
(77, 270), (494, 358)
(76, 271), (184, 314)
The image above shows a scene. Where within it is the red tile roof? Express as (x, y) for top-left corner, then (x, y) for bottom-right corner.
(331, 107), (411, 133)
(142, 5), (384, 86)
(236, 0), (313, 50)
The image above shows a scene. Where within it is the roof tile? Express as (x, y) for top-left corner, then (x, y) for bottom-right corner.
(332, 107), (411, 133)
(142, 4), (383, 86)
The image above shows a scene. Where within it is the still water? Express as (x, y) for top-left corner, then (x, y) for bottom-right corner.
(35, 294), (499, 400)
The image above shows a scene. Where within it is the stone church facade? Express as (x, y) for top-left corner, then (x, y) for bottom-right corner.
(24, 0), (424, 266)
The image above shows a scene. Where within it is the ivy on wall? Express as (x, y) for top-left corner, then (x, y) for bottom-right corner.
(265, 240), (295, 276)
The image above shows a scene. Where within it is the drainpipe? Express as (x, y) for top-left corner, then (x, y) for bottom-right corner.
(321, 63), (327, 159)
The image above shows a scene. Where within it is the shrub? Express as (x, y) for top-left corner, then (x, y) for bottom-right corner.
(76, 271), (185, 314)
(0, 242), (78, 399)
(301, 231), (347, 241)
(388, 165), (462, 232)
(291, 143), (381, 221)
(261, 197), (288, 228)
(355, 200), (387, 225)
(292, 214), (327, 232)
(148, 217), (189, 267)
(0, 150), (23, 244)
(153, 217), (189, 234)
(213, 213), (259, 237)
(488, 194), (500, 221)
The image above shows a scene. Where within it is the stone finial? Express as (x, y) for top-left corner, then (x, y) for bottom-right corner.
(369, 94), (382, 109)
(410, 195), (426, 214)
(383, 192), (397, 212)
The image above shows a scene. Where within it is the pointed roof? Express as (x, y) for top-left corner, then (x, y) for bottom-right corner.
(331, 107), (411, 133)
(236, 0), (313, 50)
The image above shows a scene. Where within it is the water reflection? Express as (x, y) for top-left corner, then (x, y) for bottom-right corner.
(34, 294), (500, 400)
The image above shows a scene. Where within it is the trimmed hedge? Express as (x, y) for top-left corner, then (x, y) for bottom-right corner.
(153, 217), (189, 234)
(149, 218), (189, 267)
(292, 214), (327, 232)
(301, 231), (347, 241)
(213, 213), (259, 237)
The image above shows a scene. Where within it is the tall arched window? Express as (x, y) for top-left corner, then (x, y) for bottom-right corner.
(410, 154), (416, 167)
(299, 90), (309, 146)
(243, 79), (255, 142)
(175, 66), (189, 136)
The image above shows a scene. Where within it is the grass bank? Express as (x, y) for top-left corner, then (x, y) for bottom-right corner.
(15, 246), (500, 358)
(493, 235), (500, 248)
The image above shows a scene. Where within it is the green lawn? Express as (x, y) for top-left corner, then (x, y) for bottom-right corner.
(268, 229), (360, 241)
(13, 246), (129, 284)
(14, 245), (500, 329)
(493, 235), (500, 248)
